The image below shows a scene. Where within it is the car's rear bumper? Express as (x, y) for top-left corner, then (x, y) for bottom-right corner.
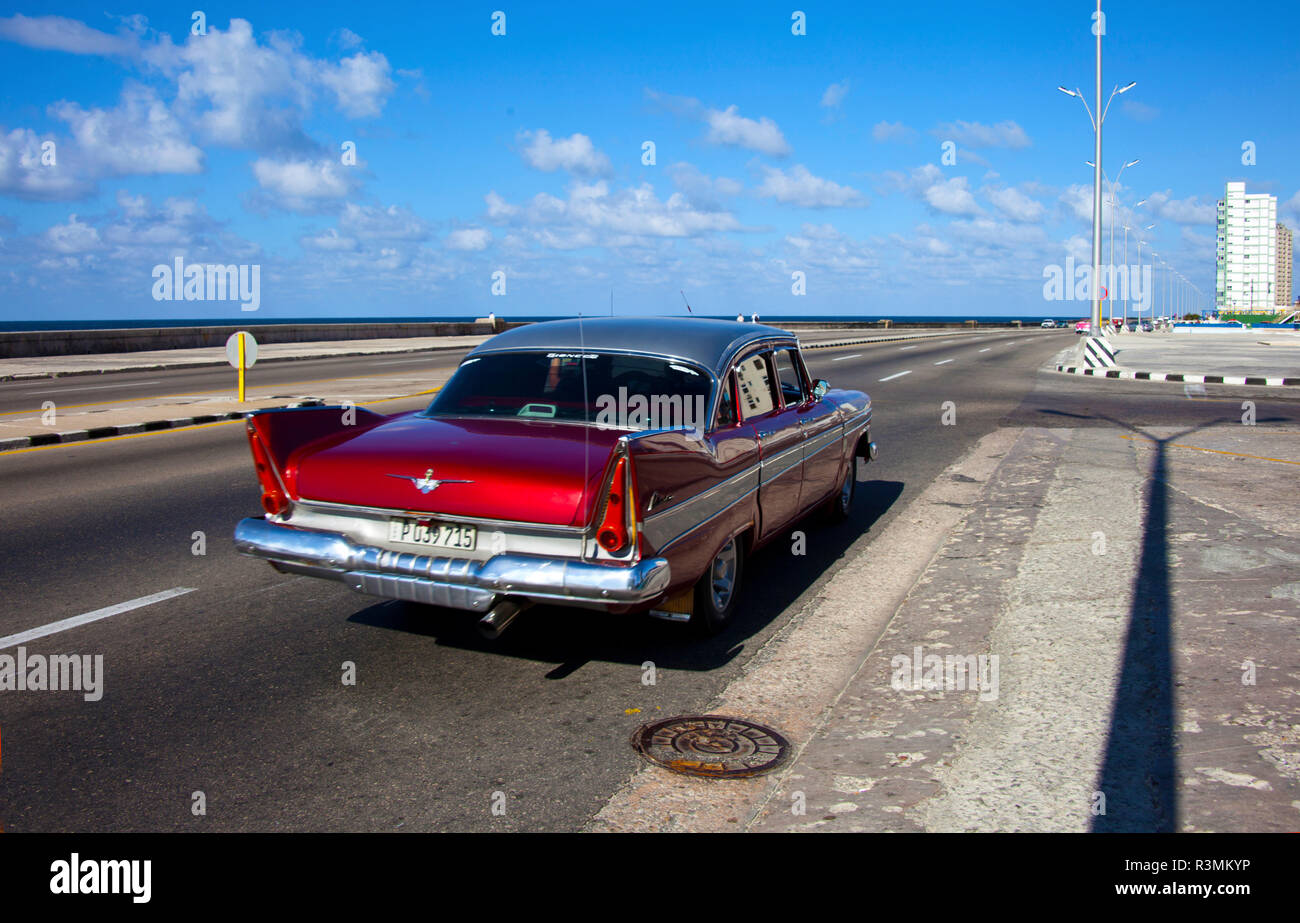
(233, 517), (671, 613)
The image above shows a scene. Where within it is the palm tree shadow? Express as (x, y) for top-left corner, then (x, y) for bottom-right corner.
(1087, 412), (1227, 832)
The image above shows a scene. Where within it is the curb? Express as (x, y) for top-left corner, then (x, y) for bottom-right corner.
(0, 399), (326, 452)
(1054, 365), (1300, 387)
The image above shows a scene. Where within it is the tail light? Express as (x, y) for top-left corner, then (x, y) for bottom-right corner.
(595, 454), (638, 557)
(246, 423), (289, 516)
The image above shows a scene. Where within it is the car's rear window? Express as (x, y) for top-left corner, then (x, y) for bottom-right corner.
(425, 351), (713, 429)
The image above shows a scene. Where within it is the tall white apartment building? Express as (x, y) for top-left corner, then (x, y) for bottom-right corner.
(1216, 181), (1277, 311)
(1278, 223), (1293, 307)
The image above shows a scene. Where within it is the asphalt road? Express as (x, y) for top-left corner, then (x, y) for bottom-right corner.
(2, 328), (1297, 831)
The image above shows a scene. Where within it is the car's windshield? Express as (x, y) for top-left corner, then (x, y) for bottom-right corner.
(425, 350), (714, 430)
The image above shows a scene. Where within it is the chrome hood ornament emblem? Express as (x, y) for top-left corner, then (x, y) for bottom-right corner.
(386, 467), (473, 494)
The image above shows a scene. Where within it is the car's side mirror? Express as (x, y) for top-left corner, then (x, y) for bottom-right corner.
(812, 379), (829, 400)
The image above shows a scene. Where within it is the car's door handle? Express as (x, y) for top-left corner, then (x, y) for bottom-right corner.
(758, 429), (777, 438)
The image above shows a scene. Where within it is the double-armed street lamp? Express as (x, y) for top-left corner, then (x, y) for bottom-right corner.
(1059, 0), (1136, 339)
(1086, 159), (1140, 327)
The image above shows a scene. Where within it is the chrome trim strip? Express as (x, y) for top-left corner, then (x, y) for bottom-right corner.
(234, 518), (670, 609)
(657, 483), (760, 554)
(642, 466), (760, 549)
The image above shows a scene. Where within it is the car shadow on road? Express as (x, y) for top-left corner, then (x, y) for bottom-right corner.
(345, 477), (906, 676)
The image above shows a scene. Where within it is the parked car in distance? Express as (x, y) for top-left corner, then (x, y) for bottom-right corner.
(1140, 322), (1153, 332)
(234, 317), (877, 638)
(1041, 319), (1057, 328)
(1074, 320), (1090, 334)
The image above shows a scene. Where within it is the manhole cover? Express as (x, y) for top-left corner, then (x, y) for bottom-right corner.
(631, 715), (789, 778)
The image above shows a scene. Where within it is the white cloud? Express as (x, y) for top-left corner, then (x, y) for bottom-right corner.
(704, 105), (790, 156)
(0, 14), (138, 56)
(820, 80), (850, 109)
(51, 85), (202, 176)
(781, 222), (880, 275)
(339, 202), (431, 240)
(1147, 190), (1216, 225)
(157, 19), (394, 151)
(924, 176), (981, 216)
(251, 157), (354, 210)
(872, 121), (916, 143)
(44, 214), (103, 253)
(445, 227), (492, 251)
(757, 165), (865, 208)
(486, 180), (744, 244)
(885, 164), (982, 217)
(301, 228), (358, 251)
(317, 50), (395, 118)
(0, 128), (91, 199)
(933, 120), (1031, 149)
(668, 162), (743, 211)
(518, 129), (612, 177)
(986, 185), (1045, 223)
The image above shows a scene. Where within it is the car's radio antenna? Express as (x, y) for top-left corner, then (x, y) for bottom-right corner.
(680, 290), (693, 315)
(578, 312), (590, 532)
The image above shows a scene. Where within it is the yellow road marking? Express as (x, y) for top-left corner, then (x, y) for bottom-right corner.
(1120, 434), (1300, 466)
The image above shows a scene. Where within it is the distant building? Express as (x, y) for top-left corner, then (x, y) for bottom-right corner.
(1278, 223), (1294, 308)
(1216, 181), (1277, 312)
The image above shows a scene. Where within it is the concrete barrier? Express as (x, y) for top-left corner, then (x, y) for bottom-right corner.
(0, 321), (501, 358)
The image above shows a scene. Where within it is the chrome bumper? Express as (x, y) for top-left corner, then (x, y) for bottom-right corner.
(233, 517), (671, 613)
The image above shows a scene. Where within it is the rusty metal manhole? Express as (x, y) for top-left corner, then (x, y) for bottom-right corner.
(631, 715), (789, 778)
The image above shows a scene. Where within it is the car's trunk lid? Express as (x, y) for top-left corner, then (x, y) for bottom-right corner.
(292, 414), (622, 527)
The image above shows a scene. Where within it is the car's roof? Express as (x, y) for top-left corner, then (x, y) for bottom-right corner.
(467, 316), (797, 376)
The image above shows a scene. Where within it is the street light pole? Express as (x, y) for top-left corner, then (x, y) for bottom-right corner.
(1059, 6), (1134, 341)
(1091, 2), (1103, 338)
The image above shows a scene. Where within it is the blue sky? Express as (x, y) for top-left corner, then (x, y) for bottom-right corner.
(1, 0), (1298, 321)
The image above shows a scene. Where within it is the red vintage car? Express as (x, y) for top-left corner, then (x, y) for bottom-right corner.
(234, 317), (876, 636)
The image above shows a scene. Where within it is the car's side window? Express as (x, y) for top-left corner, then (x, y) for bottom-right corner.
(772, 348), (806, 407)
(734, 352), (777, 420)
(714, 372), (738, 429)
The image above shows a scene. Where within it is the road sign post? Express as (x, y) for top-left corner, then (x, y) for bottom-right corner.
(225, 331), (259, 403)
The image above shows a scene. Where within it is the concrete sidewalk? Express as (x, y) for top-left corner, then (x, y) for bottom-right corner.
(590, 423), (1300, 833)
(1055, 331), (1300, 386)
(748, 424), (1300, 832)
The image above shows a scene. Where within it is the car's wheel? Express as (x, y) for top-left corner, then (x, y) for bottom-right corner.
(691, 534), (744, 635)
(823, 459), (856, 523)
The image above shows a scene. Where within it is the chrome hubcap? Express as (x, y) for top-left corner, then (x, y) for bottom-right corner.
(710, 538), (738, 611)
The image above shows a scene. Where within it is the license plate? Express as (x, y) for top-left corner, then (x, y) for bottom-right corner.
(388, 518), (478, 551)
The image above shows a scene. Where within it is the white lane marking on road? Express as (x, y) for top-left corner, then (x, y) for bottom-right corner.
(934, 359), (954, 365)
(0, 587), (196, 651)
(25, 380), (163, 395)
(831, 354), (862, 362)
(878, 370), (912, 382)
(898, 345), (918, 351)
(979, 348), (992, 352)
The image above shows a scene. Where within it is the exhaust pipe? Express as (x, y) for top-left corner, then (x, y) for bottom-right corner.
(479, 598), (531, 639)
